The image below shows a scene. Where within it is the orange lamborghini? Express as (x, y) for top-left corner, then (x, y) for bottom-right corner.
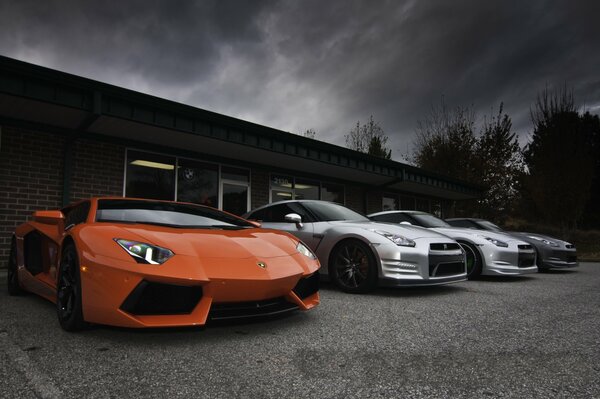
(7, 197), (320, 331)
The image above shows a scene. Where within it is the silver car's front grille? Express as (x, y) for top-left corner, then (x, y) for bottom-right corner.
(429, 243), (461, 251)
(518, 244), (533, 250)
(518, 252), (536, 267)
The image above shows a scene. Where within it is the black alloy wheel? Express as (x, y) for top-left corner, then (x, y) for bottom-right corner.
(458, 241), (482, 279)
(7, 238), (23, 295)
(56, 243), (86, 331)
(330, 240), (378, 293)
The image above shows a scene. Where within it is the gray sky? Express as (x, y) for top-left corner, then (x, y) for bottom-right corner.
(1, 0), (599, 160)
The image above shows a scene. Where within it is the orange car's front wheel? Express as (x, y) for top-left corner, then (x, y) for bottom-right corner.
(57, 243), (86, 331)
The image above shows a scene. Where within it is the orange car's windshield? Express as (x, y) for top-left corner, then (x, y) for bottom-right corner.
(95, 199), (253, 229)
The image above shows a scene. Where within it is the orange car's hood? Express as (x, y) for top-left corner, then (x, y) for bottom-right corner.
(121, 226), (299, 259)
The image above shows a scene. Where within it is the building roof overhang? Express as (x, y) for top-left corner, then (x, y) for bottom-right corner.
(0, 55), (481, 200)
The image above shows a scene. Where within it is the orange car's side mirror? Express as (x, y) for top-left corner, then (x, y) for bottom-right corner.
(33, 210), (65, 226)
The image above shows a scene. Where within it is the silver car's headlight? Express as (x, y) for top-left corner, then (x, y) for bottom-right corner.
(528, 235), (559, 247)
(115, 239), (174, 264)
(297, 241), (317, 259)
(372, 230), (416, 247)
(480, 236), (508, 248)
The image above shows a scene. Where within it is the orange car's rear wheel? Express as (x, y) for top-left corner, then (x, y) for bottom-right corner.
(7, 238), (23, 296)
(57, 243), (86, 331)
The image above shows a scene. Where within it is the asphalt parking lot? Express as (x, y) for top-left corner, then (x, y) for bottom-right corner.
(1, 263), (599, 399)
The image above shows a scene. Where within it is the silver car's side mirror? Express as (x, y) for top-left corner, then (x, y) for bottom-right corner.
(400, 221), (412, 225)
(285, 213), (303, 229)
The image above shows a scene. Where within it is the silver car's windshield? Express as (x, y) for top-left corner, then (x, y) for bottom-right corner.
(479, 220), (503, 232)
(304, 202), (369, 222)
(411, 213), (451, 228)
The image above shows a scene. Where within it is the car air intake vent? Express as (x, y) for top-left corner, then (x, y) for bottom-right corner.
(518, 253), (536, 267)
(209, 297), (297, 321)
(293, 273), (319, 299)
(518, 244), (533, 250)
(430, 243), (461, 251)
(120, 281), (203, 315)
(430, 261), (465, 277)
(566, 244), (575, 249)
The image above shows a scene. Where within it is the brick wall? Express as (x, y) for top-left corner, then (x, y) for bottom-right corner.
(70, 139), (125, 201)
(345, 185), (366, 213)
(366, 190), (383, 215)
(0, 127), (65, 268)
(250, 169), (270, 210)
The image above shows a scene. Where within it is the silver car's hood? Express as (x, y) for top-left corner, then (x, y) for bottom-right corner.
(433, 227), (521, 242)
(329, 220), (453, 240)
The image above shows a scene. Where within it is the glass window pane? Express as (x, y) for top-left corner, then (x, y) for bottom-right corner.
(222, 183), (248, 216)
(221, 166), (249, 182)
(294, 179), (319, 200)
(177, 159), (218, 208)
(431, 200), (442, 218)
(271, 190), (293, 202)
(271, 175), (293, 202)
(382, 195), (398, 211)
(271, 175), (293, 191)
(126, 150), (175, 200)
(321, 182), (344, 204)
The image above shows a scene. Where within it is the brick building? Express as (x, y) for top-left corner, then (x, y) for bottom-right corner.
(0, 56), (479, 267)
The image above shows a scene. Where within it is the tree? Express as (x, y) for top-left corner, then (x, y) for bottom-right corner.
(345, 116), (392, 159)
(301, 128), (317, 139)
(412, 99), (524, 219)
(580, 112), (600, 229)
(523, 86), (595, 234)
(413, 99), (478, 182)
(475, 103), (524, 219)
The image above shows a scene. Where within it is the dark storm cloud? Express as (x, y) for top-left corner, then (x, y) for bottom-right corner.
(1, 0), (599, 159)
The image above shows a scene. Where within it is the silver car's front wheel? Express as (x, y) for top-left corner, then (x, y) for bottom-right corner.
(330, 240), (378, 294)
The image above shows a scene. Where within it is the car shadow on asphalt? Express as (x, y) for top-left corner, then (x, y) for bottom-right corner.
(474, 275), (536, 283)
(318, 280), (469, 298)
(538, 269), (578, 275)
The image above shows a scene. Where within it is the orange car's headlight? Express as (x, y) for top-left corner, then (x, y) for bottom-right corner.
(297, 241), (317, 260)
(114, 239), (174, 265)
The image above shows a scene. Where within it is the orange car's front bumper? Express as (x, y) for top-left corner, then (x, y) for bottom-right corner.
(79, 251), (319, 328)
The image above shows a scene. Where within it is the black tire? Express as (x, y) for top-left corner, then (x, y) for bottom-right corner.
(56, 243), (86, 331)
(535, 250), (549, 272)
(458, 241), (482, 279)
(7, 238), (23, 296)
(329, 239), (378, 294)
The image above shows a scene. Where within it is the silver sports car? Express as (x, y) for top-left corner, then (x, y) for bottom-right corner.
(446, 218), (578, 271)
(368, 211), (538, 279)
(244, 200), (466, 293)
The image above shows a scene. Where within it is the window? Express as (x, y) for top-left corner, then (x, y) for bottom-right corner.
(220, 166), (250, 216)
(125, 150), (175, 200)
(271, 175), (294, 202)
(382, 195), (398, 211)
(294, 178), (319, 200)
(270, 174), (344, 204)
(125, 150), (250, 216)
(177, 159), (218, 207)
